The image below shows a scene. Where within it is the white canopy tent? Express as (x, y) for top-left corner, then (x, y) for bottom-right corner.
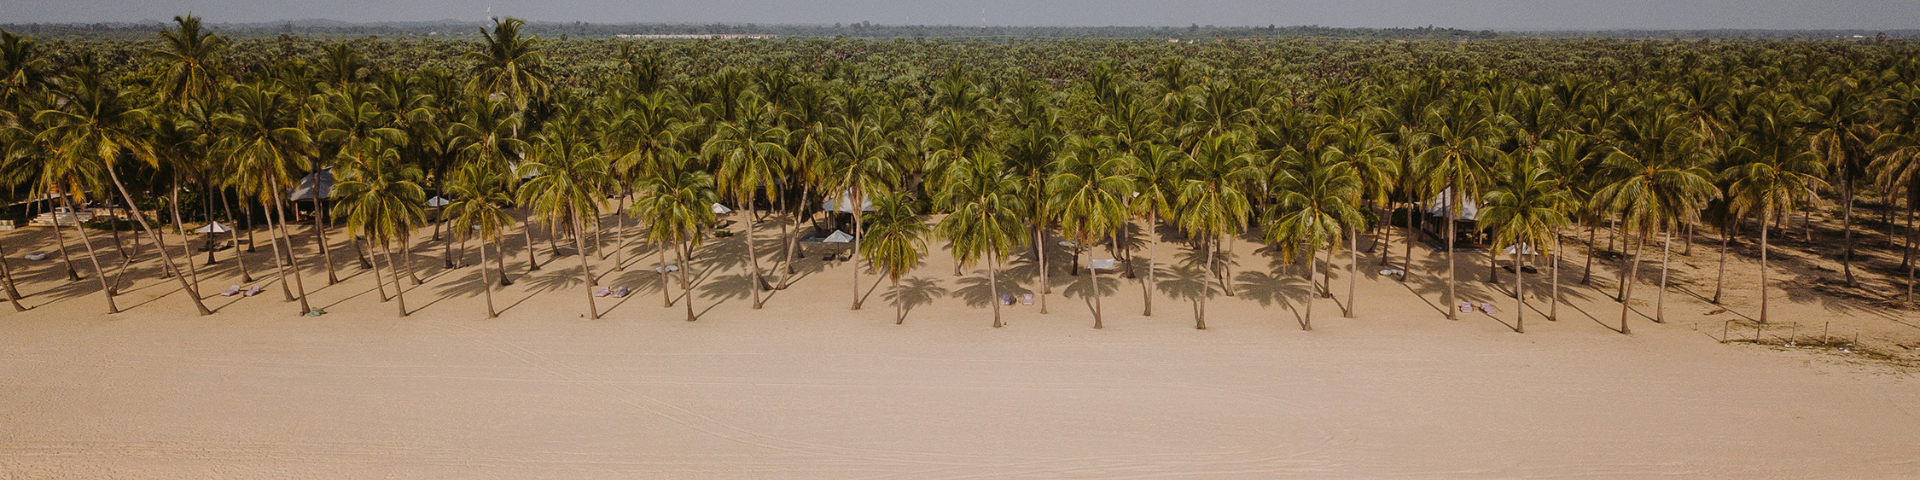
(822, 192), (875, 213)
(287, 169), (335, 201)
(1426, 188), (1480, 221)
(194, 222), (232, 234)
(711, 203), (733, 215)
(426, 196), (451, 207)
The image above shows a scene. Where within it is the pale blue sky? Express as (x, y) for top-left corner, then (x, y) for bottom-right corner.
(2, 0), (1915, 30)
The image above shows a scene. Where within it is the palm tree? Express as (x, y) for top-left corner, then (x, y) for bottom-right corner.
(518, 129), (612, 319)
(1481, 157), (1572, 333)
(1265, 148), (1363, 331)
(1417, 94), (1500, 321)
(706, 95), (790, 309)
(936, 153), (1026, 328)
(1322, 121), (1397, 316)
(631, 153), (717, 322)
(1593, 109), (1718, 333)
(1724, 94), (1826, 324)
(1128, 143), (1186, 316)
(860, 193), (930, 324)
(1003, 121), (1060, 313)
(1050, 136), (1133, 329)
(1802, 78), (1880, 287)
(333, 149), (426, 317)
(442, 161), (515, 317)
(36, 64), (213, 315)
(1177, 133), (1257, 330)
(147, 15), (228, 112)
(216, 82), (315, 314)
(464, 17), (550, 114)
(450, 97), (532, 277)
(314, 86), (401, 285)
(818, 120), (898, 310)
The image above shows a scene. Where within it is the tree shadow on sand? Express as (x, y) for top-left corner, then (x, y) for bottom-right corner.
(882, 276), (950, 322)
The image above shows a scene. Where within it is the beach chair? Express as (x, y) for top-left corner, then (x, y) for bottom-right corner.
(219, 285), (242, 297)
(1000, 294), (1014, 306)
(242, 285), (263, 297)
(612, 286), (630, 298)
(1479, 303), (1498, 314)
(1458, 301), (1472, 313)
(1021, 293), (1033, 305)
(594, 286), (611, 297)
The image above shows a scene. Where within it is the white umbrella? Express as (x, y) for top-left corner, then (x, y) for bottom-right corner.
(194, 222), (232, 234)
(823, 230), (855, 243)
(1503, 243), (1539, 256)
(426, 196), (451, 207)
(711, 203), (733, 215)
(822, 192), (875, 213)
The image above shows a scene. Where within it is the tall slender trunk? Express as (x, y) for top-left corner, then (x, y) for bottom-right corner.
(1618, 233), (1644, 335)
(270, 185), (312, 315)
(1656, 227), (1673, 323)
(478, 235), (497, 318)
(201, 179), (217, 266)
(1037, 224), (1050, 313)
(1196, 237), (1210, 330)
(1713, 223), (1731, 304)
(786, 184), (810, 278)
(261, 196), (296, 302)
(61, 193), (116, 313)
(244, 202), (258, 253)
(989, 243), (1002, 328)
(352, 231), (372, 269)
(371, 237), (390, 302)
(1143, 212), (1156, 316)
(1760, 206), (1771, 324)
(1346, 227), (1357, 318)
(381, 239), (406, 317)
(1221, 235), (1236, 296)
(1515, 251), (1526, 333)
(104, 164), (211, 315)
(575, 217), (600, 320)
(1581, 224), (1597, 285)
(744, 198), (765, 309)
(309, 194), (338, 284)
(50, 200), (82, 281)
(494, 238), (512, 286)
(1550, 227), (1562, 322)
(1091, 234), (1105, 329)
(1401, 200), (1417, 282)
(1446, 191), (1459, 321)
(893, 276), (905, 324)
(658, 240), (672, 306)
(852, 198), (864, 310)
(522, 210), (541, 271)
(168, 184), (205, 297)
(678, 240), (695, 321)
(401, 233), (422, 285)
(1302, 242), (1316, 331)
(1380, 201), (1394, 266)
(614, 194), (628, 270)
(1841, 171), (1856, 286)
(442, 220), (455, 269)
(0, 236), (25, 311)
(218, 188), (253, 283)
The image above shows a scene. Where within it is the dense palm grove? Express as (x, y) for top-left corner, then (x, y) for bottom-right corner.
(2, 16), (1919, 332)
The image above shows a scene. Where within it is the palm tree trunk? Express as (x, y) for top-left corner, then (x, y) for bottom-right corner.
(1618, 233), (1644, 335)
(218, 188), (253, 283)
(371, 238), (390, 301)
(614, 194), (628, 270)
(201, 179), (218, 266)
(1037, 224), (1050, 313)
(1196, 237), (1210, 330)
(0, 236), (26, 311)
(1515, 251), (1526, 333)
(260, 196), (296, 302)
(103, 163), (211, 315)
(1091, 234), (1104, 329)
(1581, 224), (1596, 285)
(658, 240), (672, 307)
(442, 223), (456, 269)
(1550, 227), (1562, 322)
(352, 231), (372, 269)
(989, 243), (1002, 328)
(1713, 223), (1730, 304)
(168, 184), (205, 297)
(270, 186), (312, 315)
(786, 184), (810, 278)
(678, 240), (695, 322)
(852, 198), (863, 310)
(1841, 172), (1856, 286)
(1221, 235), (1235, 296)
(1302, 242), (1316, 331)
(381, 239), (406, 317)
(309, 195), (338, 284)
(893, 276), (904, 324)
(478, 235), (497, 318)
(745, 198), (765, 309)
(50, 200), (82, 281)
(244, 202), (259, 254)
(1346, 227), (1357, 318)
(1401, 200), (1417, 282)
(575, 217), (599, 320)
(1446, 193), (1459, 321)
(1760, 206), (1771, 324)
(494, 238), (512, 286)
(1657, 227), (1673, 323)
(522, 212), (541, 271)
(401, 234), (422, 284)
(61, 193), (117, 313)
(1143, 211), (1157, 316)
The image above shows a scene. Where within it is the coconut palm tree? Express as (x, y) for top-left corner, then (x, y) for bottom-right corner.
(1592, 108), (1719, 333)
(860, 192), (930, 324)
(818, 120), (898, 310)
(442, 161), (515, 317)
(706, 95), (790, 309)
(1128, 142), (1186, 316)
(147, 15), (228, 112)
(1003, 120), (1060, 313)
(314, 86), (401, 284)
(333, 148), (426, 316)
(465, 17), (550, 114)
(450, 97), (533, 276)
(518, 128), (612, 319)
(1265, 147), (1363, 330)
(1481, 157), (1572, 333)
(1177, 132), (1257, 330)
(216, 82), (315, 314)
(36, 63), (213, 315)
(631, 152), (717, 322)
(1802, 77), (1880, 287)
(1417, 93), (1501, 321)
(1050, 135), (1133, 329)
(1724, 94), (1826, 324)
(936, 153), (1026, 328)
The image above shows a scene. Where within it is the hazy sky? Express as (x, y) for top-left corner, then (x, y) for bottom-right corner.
(3, 0), (1916, 30)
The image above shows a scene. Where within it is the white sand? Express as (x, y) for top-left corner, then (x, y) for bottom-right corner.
(2, 216), (1917, 478)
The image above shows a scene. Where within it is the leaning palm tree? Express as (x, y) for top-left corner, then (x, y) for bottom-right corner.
(442, 161), (516, 317)
(860, 193), (930, 324)
(1050, 136), (1133, 329)
(1128, 142), (1187, 317)
(1265, 149), (1363, 331)
(705, 95), (790, 309)
(817, 120), (898, 310)
(936, 153), (1026, 328)
(1592, 109), (1719, 333)
(1724, 94), (1826, 324)
(216, 82), (315, 314)
(1481, 157), (1572, 333)
(1176, 133), (1257, 330)
(631, 153), (717, 322)
(36, 64), (213, 315)
(518, 130), (612, 319)
(333, 148), (426, 317)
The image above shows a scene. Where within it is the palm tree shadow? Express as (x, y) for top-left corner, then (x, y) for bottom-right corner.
(952, 266), (1031, 308)
(884, 276), (950, 320)
(1156, 263), (1211, 319)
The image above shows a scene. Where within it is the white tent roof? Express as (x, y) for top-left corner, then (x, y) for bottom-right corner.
(823, 230), (855, 243)
(1427, 188), (1480, 221)
(194, 222), (232, 234)
(822, 192), (875, 213)
(288, 169), (334, 201)
(426, 196), (451, 207)
(1503, 243), (1539, 256)
(711, 203), (733, 215)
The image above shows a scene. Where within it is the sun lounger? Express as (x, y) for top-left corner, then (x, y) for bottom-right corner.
(612, 286), (630, 298)
(653, 264), (680, 273)
(219, 285), (242, 297)
(594, 286), (611, 297)
(1458, 301), (1472, 313)
(1021, 293), (1033, 305)
(1000, 294), (1014, 305)
(242, 285), (262, 297)
(1480, 303), (1498, 314)
(24, 253), (46, 261)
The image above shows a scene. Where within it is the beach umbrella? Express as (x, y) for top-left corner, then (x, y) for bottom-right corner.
(823, 230), (854, 243)
(194, 222), (231, 234)
(711, 203), (733, 215)
(426, 196), (451, 207)
(822, 192), (875, 213)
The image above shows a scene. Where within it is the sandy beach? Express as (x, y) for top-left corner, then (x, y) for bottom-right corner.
(3, 214), (1918, 478)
